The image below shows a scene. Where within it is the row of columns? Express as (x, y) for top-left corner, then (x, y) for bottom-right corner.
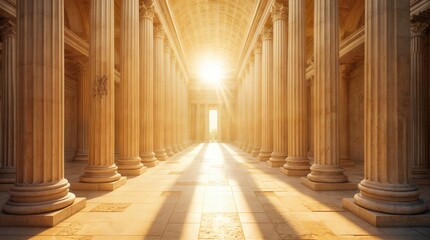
(235, 0), (427, 219)
(0, 0), (190, 217)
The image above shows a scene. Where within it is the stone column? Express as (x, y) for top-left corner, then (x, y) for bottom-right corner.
(259, 27), (273, 161)
(247, 60), (254, 153)
(0, 19), (16, 183)
(269, 1), (288, 167)
(139, 0), (158, 167)
(410, 21), (430, 182)
(240, 74), (247, 150)
(171, 56), (179, 153)
(181, 77), (188, 148)
(153, 24), (168, 160)
(302, 0), (353, 190)
(74, 61), (89, 161)
(164, 42), (173, 156)
(345, 0), (427, 221)
(117, 0), (146, 176)
(339, 64), (354, 167)
(281, 0), (310, 176)
(252, 43), (262, 157)
(79, 0), (124, 188)
(3, 0), (76, 214)
(176, 68), (183, 150)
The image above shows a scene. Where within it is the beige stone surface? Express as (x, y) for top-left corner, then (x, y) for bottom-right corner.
(0, 143), (429, 238)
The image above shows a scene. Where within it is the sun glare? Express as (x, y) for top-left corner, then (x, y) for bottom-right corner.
(199, 59), (224, 85)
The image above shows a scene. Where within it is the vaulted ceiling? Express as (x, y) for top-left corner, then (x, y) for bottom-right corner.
(62, 0), (366, 97)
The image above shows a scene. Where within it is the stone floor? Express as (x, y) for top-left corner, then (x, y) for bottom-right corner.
(0, 143), (429, 239)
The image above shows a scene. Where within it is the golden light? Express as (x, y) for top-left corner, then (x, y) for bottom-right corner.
(199, 58), (224, 86)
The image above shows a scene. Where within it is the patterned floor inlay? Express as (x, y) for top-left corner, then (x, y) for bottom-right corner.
(199, 213), (244, 239)
(90, 203), (131, 212)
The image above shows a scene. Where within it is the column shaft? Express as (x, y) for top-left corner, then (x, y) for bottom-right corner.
(0, 19), (16, 183)
(247, 61), (254, 153)
(171, 57), (179, 153)
(80, 0), (122, 183)
(259, 27), (273, 161)
(74, 61), (89, 161)
(252, 44), (262, 157)
(164, 43), (173, 156)
(339, 64), (352, 166)
(353, 0), (426, 214)
(153, 24), (168, 160)
(117, 0), (145, 175)
(139, 0), (158, 167)
(306, 0), (347, 184)
(282, 0), (310, 176)
(269, 1), (288, 167)
(410, 21), (430, 180)
(4, 0), (75, 214)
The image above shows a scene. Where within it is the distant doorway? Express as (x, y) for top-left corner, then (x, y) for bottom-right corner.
(209, 109), (218, 142)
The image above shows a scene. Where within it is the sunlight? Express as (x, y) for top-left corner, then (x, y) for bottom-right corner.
(199, 58), (224, 86)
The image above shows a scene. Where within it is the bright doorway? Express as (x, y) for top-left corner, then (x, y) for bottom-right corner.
(209, 109), (218, 142)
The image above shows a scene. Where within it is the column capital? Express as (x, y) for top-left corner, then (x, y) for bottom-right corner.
(170, 55), (176, 63)
(164, 40), (171, 52)
(154, 23), (164, 39)
(0, 18), (15, 37)
(261, 26), (273, 41)
(410, 21), (429, 37)
(271, 1), (288, 22)
(254, 42), (262, 55)
(139, 0), (155, 20)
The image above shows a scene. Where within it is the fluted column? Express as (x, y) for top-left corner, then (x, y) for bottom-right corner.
(153, 24), (168, 160)
(259, 27), (273, 161)
(3, 0), (76, 214)
(139, 0), (158, 167)
(242, 69), (249, 151)
(350, 0), (427, 215)
(171, 57), (179, 153)
(303, 0), (352, 190)
(0, 19), (16, 183)
(164, 42), (173, 156)
(181, 76), (187, 148)
(252, 43), (262, 157)
(410, 21), (429, 181)
(116, 0), (145, 176)
(74, 61), (89, 162)
(269, 1), (288, 167)
(79, 0), (123, 185)
(339, 64), (353, 166)
(247, 60), (254, 153)
(281, 0), (310, 176)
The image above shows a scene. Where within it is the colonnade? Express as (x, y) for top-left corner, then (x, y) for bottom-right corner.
(0, 0), (190, 221)
(234, 0), (429, 225)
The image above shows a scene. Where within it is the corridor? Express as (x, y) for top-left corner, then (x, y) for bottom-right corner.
(1, 143), (429, 239)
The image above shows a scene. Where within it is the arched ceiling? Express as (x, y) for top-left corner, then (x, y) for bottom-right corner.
(168, 0), (258, 79)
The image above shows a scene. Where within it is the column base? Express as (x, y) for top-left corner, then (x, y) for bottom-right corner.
(165, 147), (174, 156)
(340, 159), (355, 167)
(343, 198), (430, 227)
(301, 177), (357, 191)
(74, 150), (88, 161)
(117, 167), (147, 176)
(246, 146), (253, 153)
(268, 153), (286, 167)
(251, 147), (260, 157)
(142, 160), (159, 168)
(71, 177), (127, 191)
(280, 167), (310, 176)
(172, 146), (179, 153)
(155, 149), (169, 161)
(258, 151), (272, 161)
(266, 161), (284, 167)
(0, 168), (15, 184)
(0, 198), (86, 227)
